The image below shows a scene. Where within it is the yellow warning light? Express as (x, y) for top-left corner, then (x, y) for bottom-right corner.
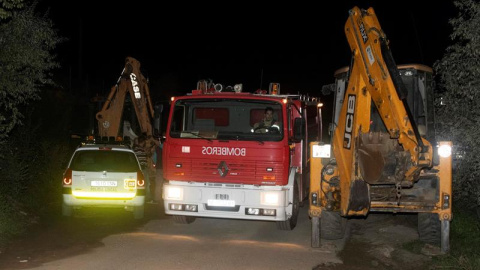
(269, 83), (280, 95)
(317, 103), (323, 108)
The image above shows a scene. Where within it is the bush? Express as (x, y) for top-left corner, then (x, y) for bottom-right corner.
(0, 89), (76, 243)
(434, 0), (480, 208)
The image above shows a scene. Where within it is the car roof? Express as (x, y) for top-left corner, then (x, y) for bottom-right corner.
(75, 144), (133, 152)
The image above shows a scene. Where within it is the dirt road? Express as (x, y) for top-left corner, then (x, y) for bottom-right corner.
(0, 202), (437, 270)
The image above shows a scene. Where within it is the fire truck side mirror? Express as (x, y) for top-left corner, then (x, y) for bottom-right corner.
(293, 117), (305, 142)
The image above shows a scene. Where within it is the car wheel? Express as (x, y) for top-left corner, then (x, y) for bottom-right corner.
(62, 203), (73, 217)
(173, 215), (196, 224)
(133, 205), (145, 219)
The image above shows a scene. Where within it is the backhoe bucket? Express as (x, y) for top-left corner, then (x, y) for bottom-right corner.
(358, 132), (408, 185)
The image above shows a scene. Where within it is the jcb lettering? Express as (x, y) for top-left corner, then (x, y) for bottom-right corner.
(130, 73), (141, 99)
(360, 22), (368, 43)
(343, 95), (356, 149)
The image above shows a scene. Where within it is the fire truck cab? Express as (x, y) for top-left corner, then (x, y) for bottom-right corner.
(162, 82), (322, 230)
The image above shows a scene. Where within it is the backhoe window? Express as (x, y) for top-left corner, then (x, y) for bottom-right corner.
(169, 99), (283, 141)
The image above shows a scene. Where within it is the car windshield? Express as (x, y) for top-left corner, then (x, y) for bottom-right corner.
(70, 150), (139, 172)
(169, 98), (283, 141)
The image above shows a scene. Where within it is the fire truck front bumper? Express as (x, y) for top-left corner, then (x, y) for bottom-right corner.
(163, 181), (291, 221)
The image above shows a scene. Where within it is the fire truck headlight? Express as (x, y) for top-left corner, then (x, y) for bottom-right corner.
(261, 192), (280, 206)
(438, 144), (452, 158)
(165, 186), (183, 200)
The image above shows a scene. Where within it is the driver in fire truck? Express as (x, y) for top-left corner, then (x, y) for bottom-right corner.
(253, 107), (281, 133)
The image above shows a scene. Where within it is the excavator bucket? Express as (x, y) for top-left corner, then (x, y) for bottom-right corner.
(358, 132), (408, 185)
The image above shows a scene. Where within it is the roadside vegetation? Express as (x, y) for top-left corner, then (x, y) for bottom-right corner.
(431, 208), (480, 269)
(0, 90), (75, 247)
(0, 1), (65, 247)
(427, 0), (480, 268)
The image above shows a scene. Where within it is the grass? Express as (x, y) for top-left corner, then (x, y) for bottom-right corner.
(430, 207), (480, 270)
(402, 207), (480, 270)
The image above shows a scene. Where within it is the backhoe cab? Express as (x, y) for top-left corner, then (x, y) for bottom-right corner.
(309, 7), (453, 253)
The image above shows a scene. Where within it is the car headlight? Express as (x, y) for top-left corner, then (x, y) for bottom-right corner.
(261, 192), (280, 206)
(165, 186), (183, 200)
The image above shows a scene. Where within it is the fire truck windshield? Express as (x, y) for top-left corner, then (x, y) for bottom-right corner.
(169, 99), (284, 141)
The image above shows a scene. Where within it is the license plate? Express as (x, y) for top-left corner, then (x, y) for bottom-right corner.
(207, 199), (235, 207)
(91, 181), (117, 187)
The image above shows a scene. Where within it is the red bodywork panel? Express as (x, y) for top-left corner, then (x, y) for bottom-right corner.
(164, 141), (289, 185)
(163, 93), (312, 187)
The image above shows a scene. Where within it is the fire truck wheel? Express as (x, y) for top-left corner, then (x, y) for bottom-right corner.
(321, 210), (346, 240)
(296, 174), (306, 207)
(276, 181), (299, 230)
(133, 205), (145, 219)
(62, 203), (73, 217)
(418, 213), (441, 246)
(173, 215), (196, 224)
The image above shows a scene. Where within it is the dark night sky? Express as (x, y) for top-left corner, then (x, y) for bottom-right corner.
(38, 1), (456, 99)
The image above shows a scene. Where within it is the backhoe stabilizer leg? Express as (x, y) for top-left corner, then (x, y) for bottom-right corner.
(311, 216), (321, 248)
(441, 219), (450, 253)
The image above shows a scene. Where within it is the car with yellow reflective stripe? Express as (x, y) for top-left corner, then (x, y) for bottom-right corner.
(62, 141), (146, 219)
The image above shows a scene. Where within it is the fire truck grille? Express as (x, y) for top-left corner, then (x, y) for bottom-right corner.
(167, 158), (284, 184)
(193, 160), (256, 179)
(197, 160), (284, 183)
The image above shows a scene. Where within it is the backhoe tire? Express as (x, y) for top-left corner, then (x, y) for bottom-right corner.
(418, 213), (441, 246)
(173, 215), (196, 224)
(321, 210), (347, 240)
(276, 181), (300, 230)
(133, 205), (145, 219)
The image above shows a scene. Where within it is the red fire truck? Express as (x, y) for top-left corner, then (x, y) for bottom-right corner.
(162, 81), (322, 230)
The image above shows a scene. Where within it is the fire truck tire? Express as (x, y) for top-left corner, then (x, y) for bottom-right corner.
(276, 181), (299, 230)
(133, 205), (145, 219)
(418, 213), (441, 245)
(62, 204), (73, 217)
(173, 215), (196, 224)
(321, 210), (346, 240)
(296, 174), (306, 207)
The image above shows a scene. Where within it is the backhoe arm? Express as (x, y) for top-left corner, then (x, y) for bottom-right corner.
(96, 57), (155, 138)
(332, 7), (433, 215)
(310, 6), (452, 253)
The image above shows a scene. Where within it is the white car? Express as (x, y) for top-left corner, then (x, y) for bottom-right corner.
(62, 141), (146, 219)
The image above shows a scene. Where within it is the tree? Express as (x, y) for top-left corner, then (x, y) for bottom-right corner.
(434, 0), (480, 207)
(0, 0), (24, 21)
(0, 3), (62, 143)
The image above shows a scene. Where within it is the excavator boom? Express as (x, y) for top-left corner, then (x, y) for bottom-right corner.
(309, 6), (452, 253)
(96, 57), (155, 138)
